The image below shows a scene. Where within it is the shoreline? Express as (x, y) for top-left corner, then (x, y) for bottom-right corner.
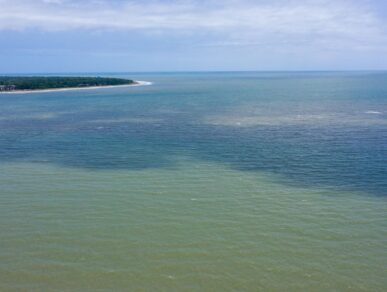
(0, 80), (152, 94)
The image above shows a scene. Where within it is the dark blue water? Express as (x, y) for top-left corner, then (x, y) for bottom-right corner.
(0, 72), (386, 195)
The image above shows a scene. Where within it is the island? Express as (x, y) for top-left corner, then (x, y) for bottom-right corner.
(0, 76), (137, 92)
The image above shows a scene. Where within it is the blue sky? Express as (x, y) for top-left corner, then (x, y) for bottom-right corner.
(0, 0), (386, 73)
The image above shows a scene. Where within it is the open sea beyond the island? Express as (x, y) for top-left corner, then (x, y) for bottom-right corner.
(0, 72), (386, 291)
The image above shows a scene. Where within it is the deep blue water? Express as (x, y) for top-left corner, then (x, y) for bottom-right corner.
(0, 71), (386, 195)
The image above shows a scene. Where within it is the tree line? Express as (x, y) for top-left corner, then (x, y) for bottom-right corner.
(0, 76), (134, 90)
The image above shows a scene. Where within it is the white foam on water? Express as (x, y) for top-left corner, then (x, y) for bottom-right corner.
(134, 80), (153, 86)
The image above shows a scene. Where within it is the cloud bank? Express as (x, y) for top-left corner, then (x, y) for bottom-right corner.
(0, 0), (386, 50)
(1, 0), (387, 71)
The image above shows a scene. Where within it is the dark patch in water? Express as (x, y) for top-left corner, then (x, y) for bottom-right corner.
(0, 121), (386, 196)
(0, 72), (386, 196)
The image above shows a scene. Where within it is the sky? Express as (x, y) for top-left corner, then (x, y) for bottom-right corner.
(0, 0), (387, 73)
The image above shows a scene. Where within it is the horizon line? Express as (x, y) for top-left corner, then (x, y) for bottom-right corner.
(1, 69), (387, 76)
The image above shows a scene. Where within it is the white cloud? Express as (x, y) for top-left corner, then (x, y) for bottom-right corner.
(0, 0), (386, 50)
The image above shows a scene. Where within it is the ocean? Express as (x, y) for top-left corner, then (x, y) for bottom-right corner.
(0, 72), (386, 291)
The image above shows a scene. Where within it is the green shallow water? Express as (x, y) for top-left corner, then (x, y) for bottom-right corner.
(1, 160), (386, 291)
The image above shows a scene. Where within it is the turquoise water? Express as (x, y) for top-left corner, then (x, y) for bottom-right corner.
(0, 72), (386, 291)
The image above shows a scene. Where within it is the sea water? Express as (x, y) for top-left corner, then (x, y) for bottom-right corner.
(0, 72), (386, 291)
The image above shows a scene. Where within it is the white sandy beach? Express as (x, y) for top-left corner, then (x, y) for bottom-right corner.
(0, 80), (152, 94)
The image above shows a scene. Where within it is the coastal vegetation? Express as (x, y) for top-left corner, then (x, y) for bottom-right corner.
(0, 76), (135, 91)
